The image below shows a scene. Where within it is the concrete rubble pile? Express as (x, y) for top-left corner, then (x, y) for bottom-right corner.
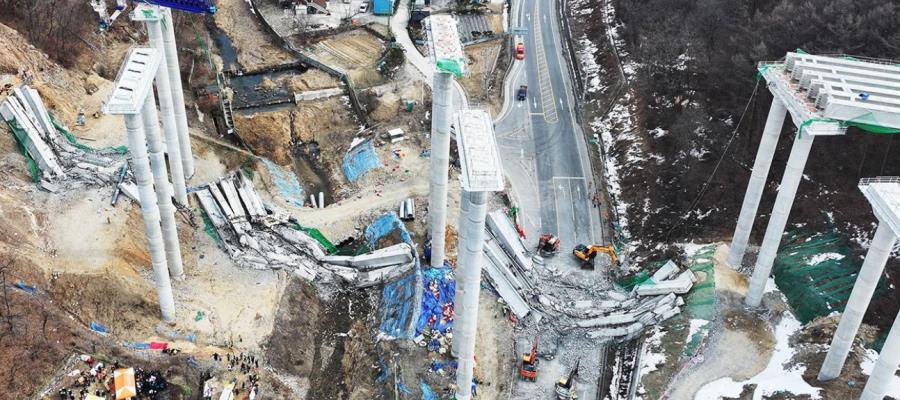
(196, 171), (414, 286)
(481, 210), (696, 339)
(0, 85), (126, 189)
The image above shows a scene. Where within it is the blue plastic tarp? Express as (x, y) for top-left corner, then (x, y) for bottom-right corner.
(13, 280), (36, 295)
(90, 321), (109, 335)
(262, 159), (305, 207)
(379, 273), (417, 338)
(371, 212), (422, 338)
(415, 264), (455, 336)
(343, 140), (381, 182)
(366, 213), (412, 248)
(421, 383), (437, 400)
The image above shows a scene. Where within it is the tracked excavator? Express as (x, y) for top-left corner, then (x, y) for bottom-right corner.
(518, 337), (539, 381)
(572, 244), (618, 268)
(555, 359), (580, 399)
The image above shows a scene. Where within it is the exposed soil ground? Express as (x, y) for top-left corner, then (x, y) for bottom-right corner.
(459, 39), (507, 116)
(214, 0), (295, 71)
(233, 95), (359, 166)
(265, 277), (382, 399)
(306, 29), (386, 87)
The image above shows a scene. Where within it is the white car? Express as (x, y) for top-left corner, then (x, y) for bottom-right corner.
(358, 2), (369, 13)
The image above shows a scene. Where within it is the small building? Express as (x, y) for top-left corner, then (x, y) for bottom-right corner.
(373, 0), (394, 15)
(280, 0), (329, 14)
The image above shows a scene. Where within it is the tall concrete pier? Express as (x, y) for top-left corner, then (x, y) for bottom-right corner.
(451, 110), (504, 400)
(425, 14), (466, 268)
(105, 48), (180, 322)
(729, 52), (900, 306)
(817, 178), (900, 399)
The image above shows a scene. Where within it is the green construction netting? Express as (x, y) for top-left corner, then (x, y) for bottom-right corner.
(682, 245), (717, 356)
(48, 113), (128, 154)
(615, 271), (650, 291)
(3, 119), (41, 182)
(436, 58), (464, 78)
(197, 207), (223, 244)
(846, 121), (900, 134)
(773, 229), (884, 324)
(289, 222), (338, 254)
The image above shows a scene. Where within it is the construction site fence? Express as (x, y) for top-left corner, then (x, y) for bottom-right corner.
(247, 0), (370, 126)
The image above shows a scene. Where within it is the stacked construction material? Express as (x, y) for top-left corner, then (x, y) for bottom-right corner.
(0, 85), (127, 189)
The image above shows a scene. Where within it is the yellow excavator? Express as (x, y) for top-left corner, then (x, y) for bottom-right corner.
(572, 244), (618, 268)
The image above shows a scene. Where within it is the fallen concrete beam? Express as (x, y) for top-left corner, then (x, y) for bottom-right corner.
(486, 210), (532, 271)
(0, 98), (64, 178)
(237, 172), (266, 218)
(577, 312), (638, 328)
(483, 238), (525, 289)
(482, 243), (532, 318)
(635, 270), (695, 296)
(273, 225), (327, 260)
(219, 178), (247, 218)
(321, 243), (414, 269)
(651, 260), (679, 282)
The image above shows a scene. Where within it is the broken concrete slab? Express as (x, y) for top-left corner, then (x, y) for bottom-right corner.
(651, 260), (679, 282)
(321, 243), (414, 269)
(117, 182), (140, 205)
(635, 270), (694, 296)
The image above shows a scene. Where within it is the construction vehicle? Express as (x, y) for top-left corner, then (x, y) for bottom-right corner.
(572, 244), (618, 268)
(554, 360), (579, 400)
(537, 234), (560, 256)
(518, 337), (539, 381)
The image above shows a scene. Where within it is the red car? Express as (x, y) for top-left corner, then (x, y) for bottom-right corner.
(515, 43), (525, 60)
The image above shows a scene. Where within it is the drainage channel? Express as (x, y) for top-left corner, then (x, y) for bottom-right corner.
(292, 141), (334, 208)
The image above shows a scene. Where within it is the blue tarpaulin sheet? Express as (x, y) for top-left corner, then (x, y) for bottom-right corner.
(343, 140), (381, 182)
(13, 281), (36, 295)
(415, 264), (455, 336)
(366, 213), (412, 248)
(380, 271), (417, 338)
(421, 383), (437, 400)
(90, 321), (109, 335)
(262, 159), (305, 207)
(372, 213), (422, 338)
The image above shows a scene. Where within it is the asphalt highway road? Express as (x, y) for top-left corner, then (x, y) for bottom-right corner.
(495, 0), (603, 259)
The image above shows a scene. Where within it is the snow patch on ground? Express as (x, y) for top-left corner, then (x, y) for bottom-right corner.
(576, 35), (606, 94)
(860, 348), (900, 398)
(806, 252), (845, 265)
(688, 319), (711, 340)
(641, 325), (667, 376)
(694, 299), (822, 400)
